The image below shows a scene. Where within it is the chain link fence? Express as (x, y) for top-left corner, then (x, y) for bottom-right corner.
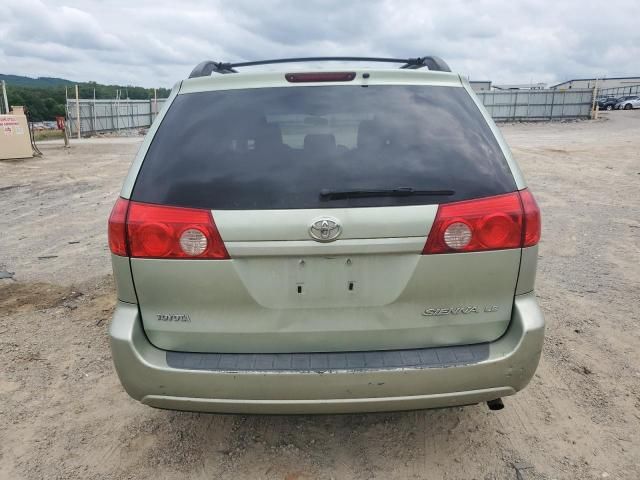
(476, 89), (594, 121)
(66, 88), (595, 134)
(65, 98), (167, 136)
(598, 84), (640, 97)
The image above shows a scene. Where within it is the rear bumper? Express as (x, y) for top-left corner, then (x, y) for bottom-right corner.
(109, 293), (544, 414)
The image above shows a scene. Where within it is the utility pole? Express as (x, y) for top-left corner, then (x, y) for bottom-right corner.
(75, 84), (81, 139)
(1, 80), (9, 114)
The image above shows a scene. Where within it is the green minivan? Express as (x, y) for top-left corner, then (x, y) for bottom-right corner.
(108, 56), (543, 414)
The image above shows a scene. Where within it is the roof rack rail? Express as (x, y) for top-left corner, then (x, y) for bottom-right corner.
(188, 56), (451, 78)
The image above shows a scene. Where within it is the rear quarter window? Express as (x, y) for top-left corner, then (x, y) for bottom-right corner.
(132, 84), (516, 209)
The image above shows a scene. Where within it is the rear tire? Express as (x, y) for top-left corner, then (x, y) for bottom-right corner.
(624, 104), (632, 110)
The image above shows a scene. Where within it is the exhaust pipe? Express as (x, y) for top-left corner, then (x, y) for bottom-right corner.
(487, 398), (504, 411)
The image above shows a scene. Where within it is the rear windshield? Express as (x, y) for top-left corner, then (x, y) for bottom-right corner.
(132, 85), (516, 209)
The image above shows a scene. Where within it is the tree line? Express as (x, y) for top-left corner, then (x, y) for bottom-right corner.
(4, 80), (170, 122)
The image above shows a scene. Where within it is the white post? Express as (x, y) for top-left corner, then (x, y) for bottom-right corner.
(115, 90), (120, 132)
(75, 84), (81, 139)
(591, 78), (599, 120)
(93, 88), (97, 134)
(1, 80), (9, 114)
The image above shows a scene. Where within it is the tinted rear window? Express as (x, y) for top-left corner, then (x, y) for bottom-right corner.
(132, 85), (515, 209)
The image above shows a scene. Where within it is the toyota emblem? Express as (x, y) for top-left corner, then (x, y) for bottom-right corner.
(309, 217), (342, 242)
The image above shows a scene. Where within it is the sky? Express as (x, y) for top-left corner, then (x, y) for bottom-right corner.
(1, 0), (638, 88)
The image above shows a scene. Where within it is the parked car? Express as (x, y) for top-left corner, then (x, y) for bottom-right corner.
(615, 96), (640, 110)
(107, 56), (543, 414)
(597, 96), (620, 111)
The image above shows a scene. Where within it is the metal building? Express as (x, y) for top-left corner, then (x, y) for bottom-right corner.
(493, 83), (547, 90)
(469, 80), (492, 92)
(551, 76), (640, 90)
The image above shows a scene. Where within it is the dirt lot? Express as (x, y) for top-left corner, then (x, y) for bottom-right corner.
(1, 111), (639, 479)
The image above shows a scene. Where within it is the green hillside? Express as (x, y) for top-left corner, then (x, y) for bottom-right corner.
(0, 74), (75, 88)
(1, 74), (170, 121)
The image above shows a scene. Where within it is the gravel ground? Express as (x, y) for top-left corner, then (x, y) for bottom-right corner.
(1, 111), (639, 479)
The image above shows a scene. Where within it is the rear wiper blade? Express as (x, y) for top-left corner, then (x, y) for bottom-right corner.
(319, 187), (455, 200)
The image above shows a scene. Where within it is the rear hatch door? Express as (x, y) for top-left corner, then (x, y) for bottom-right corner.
(128, 79), (521, 353)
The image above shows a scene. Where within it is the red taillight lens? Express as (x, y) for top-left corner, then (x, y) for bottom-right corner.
(126, 202), (229, 259)
(423, 190), (541, 254)
(285, 72), (356, 83)
(108, 197), (129, 256)
(520, 189), (541, 247)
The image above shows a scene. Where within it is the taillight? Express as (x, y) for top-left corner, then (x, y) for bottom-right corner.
(108, 197), (129, 256)
(285, 72), (356, 83)
(520, 189), (541, 247)
(422, 189), (540, 254)
(107, 198), (229, 259)
(127, 202), (229, 259)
